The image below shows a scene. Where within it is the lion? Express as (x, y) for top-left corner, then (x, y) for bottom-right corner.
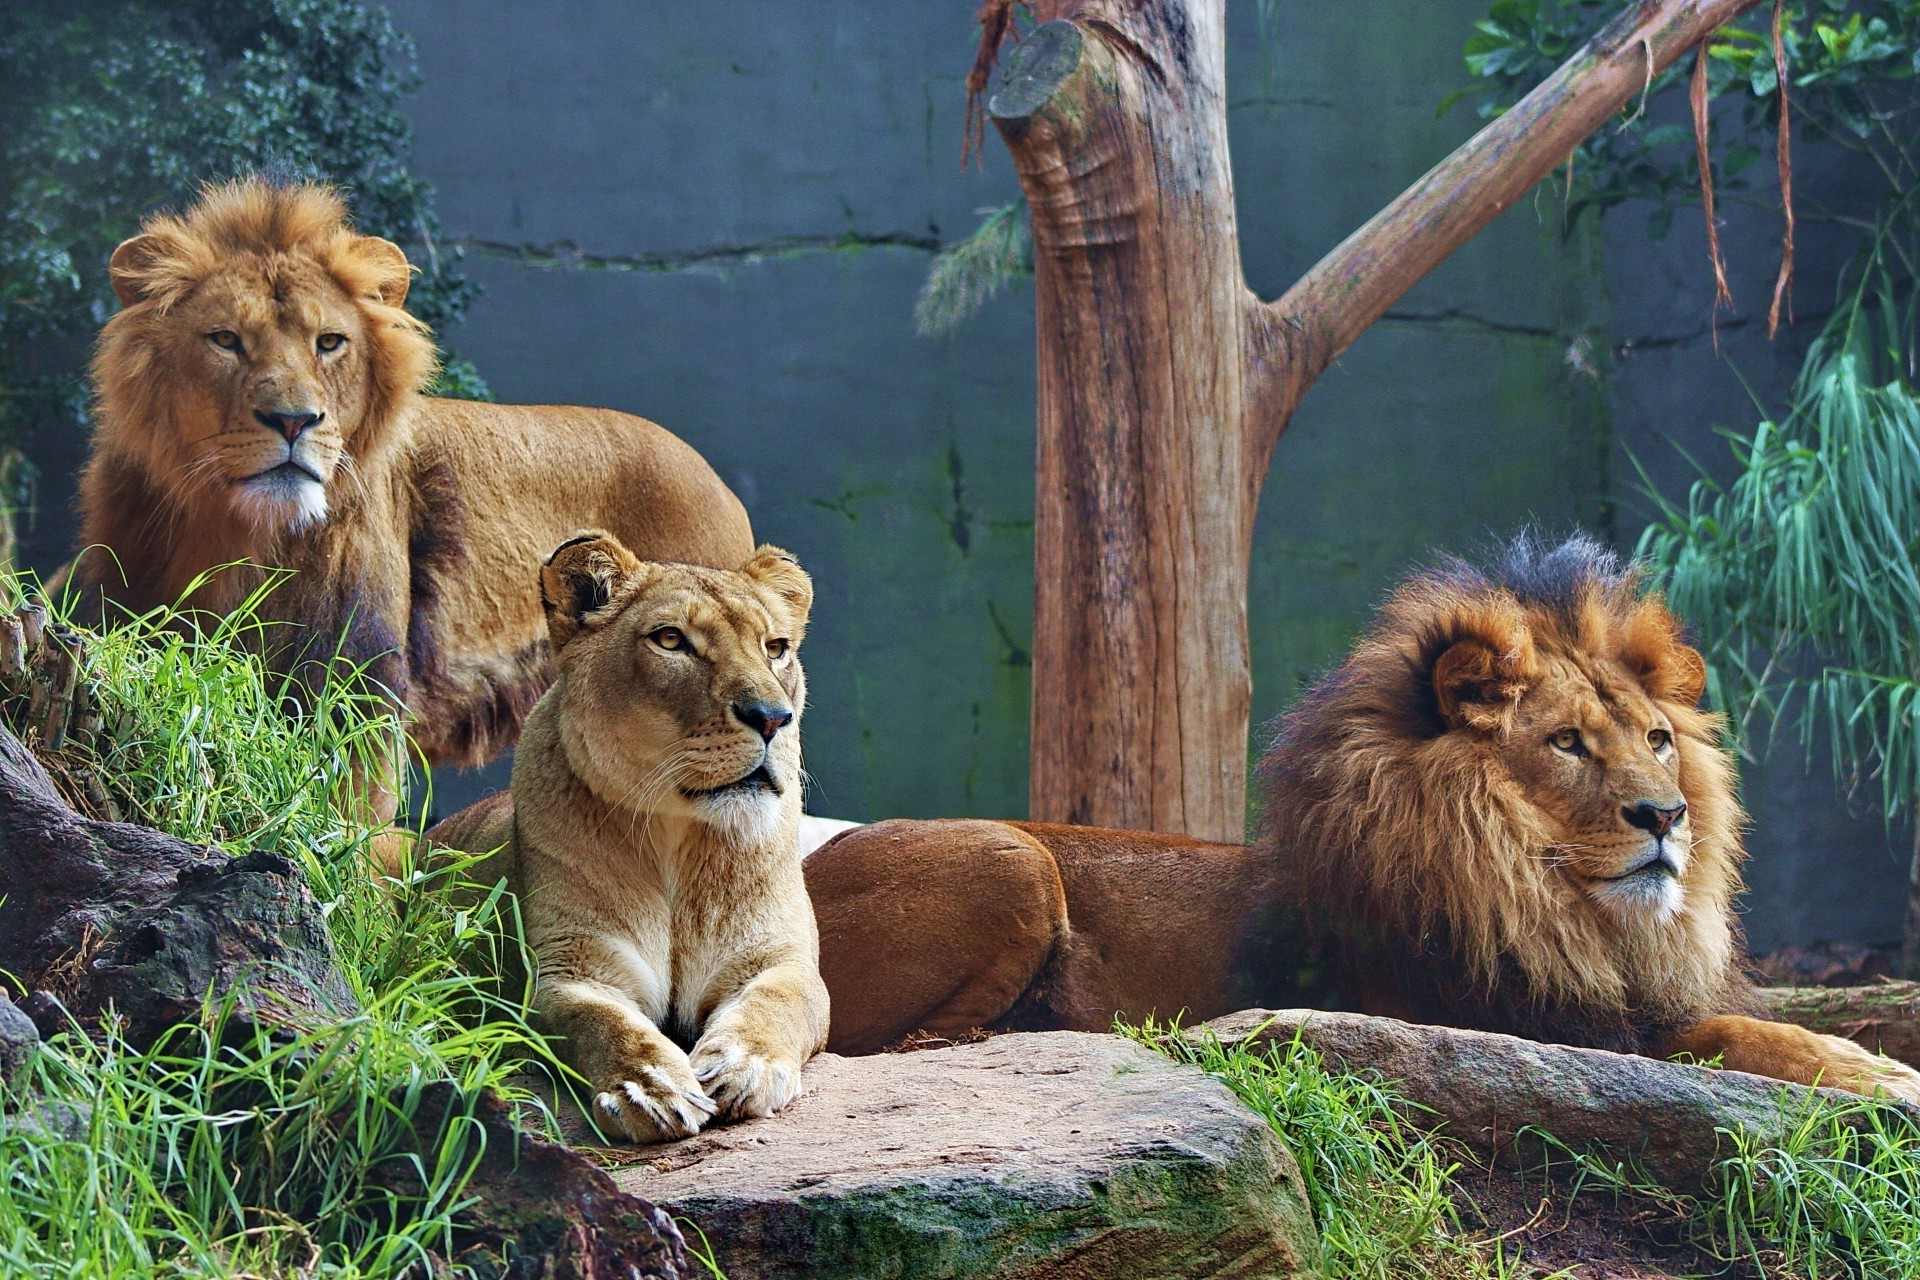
(67, 177), (753, 806)
(807, 535), (1920, 1102)
(426, 531), (829, 1142)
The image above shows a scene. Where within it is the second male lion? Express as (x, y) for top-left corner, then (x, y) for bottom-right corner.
(429, 532), (828, 1142)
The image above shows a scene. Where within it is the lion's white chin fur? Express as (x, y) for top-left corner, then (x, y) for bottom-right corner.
(697, 784), (786, 848)
(1587, 858), (1687, 925)
(232, 468), (329, 532)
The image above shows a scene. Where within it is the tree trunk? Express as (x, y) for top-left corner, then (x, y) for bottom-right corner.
(990, 0), (1768, 840)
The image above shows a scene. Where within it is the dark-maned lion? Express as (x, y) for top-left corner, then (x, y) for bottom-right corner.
(809, 535), (1920, 1102)
(69, 177), (752, 805)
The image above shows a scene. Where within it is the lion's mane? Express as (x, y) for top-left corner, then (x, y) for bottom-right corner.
(90, 179), (436, 513)
(1259, 534), (1755, 1053)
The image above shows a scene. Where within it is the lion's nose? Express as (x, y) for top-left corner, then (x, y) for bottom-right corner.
(255, 408), (323, 442)
(1623, 801), (1687, 838)
(732, 698), (793, 742)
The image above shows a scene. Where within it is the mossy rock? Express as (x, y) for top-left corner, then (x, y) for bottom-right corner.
(606, 1031), (1318, 1279)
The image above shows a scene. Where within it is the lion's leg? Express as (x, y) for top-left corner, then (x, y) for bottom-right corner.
(689, 958), (830, 1121)
(806, 818), (1071, 1055)
(538, 976), (717, 1143)
(1660, 1015), (1920, 1104)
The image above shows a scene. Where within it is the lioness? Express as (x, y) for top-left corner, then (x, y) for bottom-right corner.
(429, 532), (828, 1142)
(69, 177), (752, 799)
(808, 535), (1920, 1103)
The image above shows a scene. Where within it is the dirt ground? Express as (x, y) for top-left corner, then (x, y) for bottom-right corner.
(1453, 1161), (1762, 1280)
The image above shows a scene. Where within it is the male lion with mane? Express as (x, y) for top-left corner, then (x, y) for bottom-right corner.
(428, 531), (828, 1143)
(68, 177), (752, 805)
(808, 534), (1920, 1102)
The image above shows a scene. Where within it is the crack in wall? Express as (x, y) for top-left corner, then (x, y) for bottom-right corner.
(450, 230), (941, 274)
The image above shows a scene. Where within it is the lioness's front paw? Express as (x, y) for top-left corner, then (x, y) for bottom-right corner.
(592, 1062), (719, 1143)
(690, 1031), (805, 1120)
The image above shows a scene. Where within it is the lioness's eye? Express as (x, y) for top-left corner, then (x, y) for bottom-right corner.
(1648, 728), (1671, 751)
(1549, 728), (1583, 754)
(650, 627), (687, 651)
(316, 332), (347, 353)
(766, 638), (790, 660)
(208, 330), (242, 351)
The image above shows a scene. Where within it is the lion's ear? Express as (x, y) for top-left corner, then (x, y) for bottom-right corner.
(1431, 620), (1535, 733)
(1618, 598), (1708, 708)
(540, 531), (642, 652)
(346, 235), (414, 308)
(740, 545), (812, 637)
(1628, 637), (1707, 708)
(109, 233), (177, 307)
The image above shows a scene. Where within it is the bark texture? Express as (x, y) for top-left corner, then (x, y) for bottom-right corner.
(993, 0), (1767, 840)
(1761, 982), (1920, 1070)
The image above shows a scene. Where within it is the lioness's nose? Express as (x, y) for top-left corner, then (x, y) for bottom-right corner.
(733, 698), (793, 742)
(255, 408), (323, 442)
(1624, 801), (1687, 838)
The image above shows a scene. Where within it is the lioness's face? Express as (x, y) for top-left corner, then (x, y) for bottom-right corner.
(540, 533), (812, 846)
(1498, 656), (1692, 922)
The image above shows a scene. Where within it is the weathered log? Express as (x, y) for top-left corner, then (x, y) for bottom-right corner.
(1761, 983), (1920, 1070)
(991, 0), (1768, 840)
(0, 720), (352, 1046)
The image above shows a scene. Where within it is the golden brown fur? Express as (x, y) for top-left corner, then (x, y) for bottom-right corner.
(72, 178), (753, 796)
(810, 535), (1920, 1101)
(428, 532), (828, 1142)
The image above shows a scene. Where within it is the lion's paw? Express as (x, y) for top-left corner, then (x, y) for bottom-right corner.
(592, 1062), (719, 1143)
(1826, 1037), (1920, 1107)
(689, 1031), (805, 1120)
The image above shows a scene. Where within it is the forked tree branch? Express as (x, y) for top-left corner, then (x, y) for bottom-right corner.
(1248, 0), (1769, 470)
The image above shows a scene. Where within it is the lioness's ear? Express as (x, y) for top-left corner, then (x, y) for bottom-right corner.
(346, 235), (413, 307)
(1429, 611), (1535, 733)
(540, 531), (642, 652)
(741, 545), (812, 637)
(109, 233), (175, 307)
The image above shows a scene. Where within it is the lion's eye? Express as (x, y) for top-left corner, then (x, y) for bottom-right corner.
(1648, 728), (1672, 751)
(766, 638), (790, 660)
(208, 330), (242, 352)
(1550, 728), (1584, 754)
(650, 627), (688, 651)
(316, 332), (347, 353)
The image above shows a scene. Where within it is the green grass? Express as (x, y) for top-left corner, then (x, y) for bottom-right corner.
(1143, 1019), (1920, 1280)
(0, 580), (555, 1278)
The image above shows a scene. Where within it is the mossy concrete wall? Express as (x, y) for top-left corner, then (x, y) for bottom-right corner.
(20, 3), (1892, 948)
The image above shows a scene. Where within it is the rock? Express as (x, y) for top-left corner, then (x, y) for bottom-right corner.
(603, 1031), (1317, 1280)
(384, 1082), (691, 1280)
(0, 994), (37, 1092)
(0, 721), (354, 1048)
(1205, 1008), (1919, 1190)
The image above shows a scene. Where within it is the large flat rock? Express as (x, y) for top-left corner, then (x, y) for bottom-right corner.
(599, 1031), (1317, 1280)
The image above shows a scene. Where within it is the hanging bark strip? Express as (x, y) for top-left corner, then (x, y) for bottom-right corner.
(964, 0), (1027, 170)
(1692, 42), (1736, 348)
(1768, 0), (1795, 338)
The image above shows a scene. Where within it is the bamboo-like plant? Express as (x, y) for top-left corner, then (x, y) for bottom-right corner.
(1639, 244), (1920, 968)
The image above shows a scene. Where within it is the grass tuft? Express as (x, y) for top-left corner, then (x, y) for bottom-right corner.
(0, 577), (557, 1278)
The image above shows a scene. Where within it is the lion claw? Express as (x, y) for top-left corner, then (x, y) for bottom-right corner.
(593, 1063), (718, 1143)
(690, 1033), (805, 1120)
